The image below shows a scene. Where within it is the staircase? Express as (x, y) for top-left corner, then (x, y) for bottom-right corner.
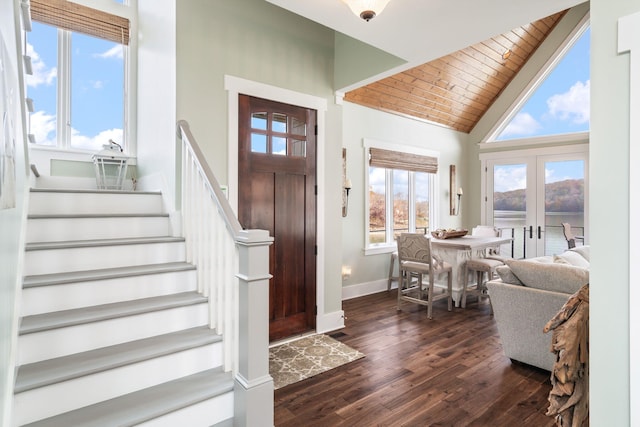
(13, 187), (234, 426)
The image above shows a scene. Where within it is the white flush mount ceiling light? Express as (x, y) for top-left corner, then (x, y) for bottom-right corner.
(344, 0), (392, 21)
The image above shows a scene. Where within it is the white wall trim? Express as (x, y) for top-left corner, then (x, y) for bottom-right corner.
(316, 310), (345, 335)
(618, 12), (640, 426)
(342, 279), (395, 301)
(478, 142), (589, 161)
(223, 75), (329, 333)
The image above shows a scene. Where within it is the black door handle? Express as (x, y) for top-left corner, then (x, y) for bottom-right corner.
(538, 226), (542, 239)
(529, 225), (533, 239)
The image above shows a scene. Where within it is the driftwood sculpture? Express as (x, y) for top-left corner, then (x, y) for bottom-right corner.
(543, 284), (589, 427)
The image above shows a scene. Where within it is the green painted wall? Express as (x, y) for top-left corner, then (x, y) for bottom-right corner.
(334, 32), (406, 91)
(590, 0), (639, 424)
(175, 0), (343, 313)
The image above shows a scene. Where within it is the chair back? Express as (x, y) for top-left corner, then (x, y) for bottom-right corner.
(471, 225), (500, 237)
(397, 233), (433, 266)
(562, 223), (576, 249)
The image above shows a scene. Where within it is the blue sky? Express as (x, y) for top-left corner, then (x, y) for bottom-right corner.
(497, 27), (590, 140)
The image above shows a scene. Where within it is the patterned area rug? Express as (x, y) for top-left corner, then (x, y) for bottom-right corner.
(269, 334), (365, 389)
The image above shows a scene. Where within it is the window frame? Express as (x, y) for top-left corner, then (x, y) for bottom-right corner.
(363, 138), (439, 255)
(25, 0), (136, 168)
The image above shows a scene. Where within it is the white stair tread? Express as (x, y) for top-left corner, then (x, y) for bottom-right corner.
(30, 188), (162, 196)
(15, 326), (222, 393)
(20, 292), (208, 335)
(25, 236), (184, 251)
(22, 368), (233, 427)
(23, 262), (196, 288)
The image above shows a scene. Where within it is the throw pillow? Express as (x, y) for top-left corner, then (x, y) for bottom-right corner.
(495, 265), (523, 285)
(553, 255), (571, 265)
(506, 259), (589, 294)
(569, 245), (590, 262)
(555, 250), (590, 269)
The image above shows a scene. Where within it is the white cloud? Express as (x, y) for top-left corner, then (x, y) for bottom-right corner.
(29, 109), (123, 151)
(94, 45), (123, 60)
(493, 165), (526, 192)
(70, 127), (124, 151)
(369, 167), (386, 195)
(25, 43), (57, 88)
(499, 112), (541, 138)
(29, 111), (57, 145)
(547, 80), (590, 124)
(92, 80), (105, 89)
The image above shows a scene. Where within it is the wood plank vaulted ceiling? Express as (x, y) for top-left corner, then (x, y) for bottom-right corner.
(344, 10), (568, 134)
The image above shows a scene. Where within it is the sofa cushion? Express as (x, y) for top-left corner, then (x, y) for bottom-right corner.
(569, 245), (590, 262)
(555, 250), (590, 268)
(553, 255), (571, 265)
(495, 265), (523, 285)
(506, 259), (589, 294)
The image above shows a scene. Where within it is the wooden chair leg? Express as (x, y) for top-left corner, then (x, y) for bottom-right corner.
(387, 252), (397, 291)
(426, 275), (433, 320)
(461, 264), (469, 309)
(447, 272), (453, 312)
(396, 270), (404, 311)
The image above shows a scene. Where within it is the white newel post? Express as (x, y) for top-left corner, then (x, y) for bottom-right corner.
(234, 229), (274, 427)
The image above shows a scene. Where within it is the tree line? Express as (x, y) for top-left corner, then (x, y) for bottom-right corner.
(494, 179), (584, 212)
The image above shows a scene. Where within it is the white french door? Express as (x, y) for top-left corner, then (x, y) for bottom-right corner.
(482, 146), (588, 259)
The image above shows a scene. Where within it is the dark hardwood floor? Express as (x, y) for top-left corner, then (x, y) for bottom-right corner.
(274, 290), (555, 426)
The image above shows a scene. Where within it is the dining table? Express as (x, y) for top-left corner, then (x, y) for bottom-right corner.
(429, 235), (513, 307)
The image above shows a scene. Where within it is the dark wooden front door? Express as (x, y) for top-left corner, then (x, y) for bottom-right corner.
(238, 95), (316, 342)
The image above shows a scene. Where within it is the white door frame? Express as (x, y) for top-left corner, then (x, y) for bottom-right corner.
(480, 143), (589, 258)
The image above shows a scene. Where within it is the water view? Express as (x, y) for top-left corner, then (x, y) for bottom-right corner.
(494, 211), (584, 258)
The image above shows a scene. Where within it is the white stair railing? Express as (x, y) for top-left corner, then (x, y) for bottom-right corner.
(177, 120), (274, 426)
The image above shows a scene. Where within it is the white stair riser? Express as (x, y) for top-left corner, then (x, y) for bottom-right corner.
(13, 343), (223, 426)
(26, 216), (171, 243)
(137, 392), (233, 427)
(18, 304), (209, 365)
(21, 270), (197, 316)
(29, 192), (164, 216)
(24, 242), (186, 276)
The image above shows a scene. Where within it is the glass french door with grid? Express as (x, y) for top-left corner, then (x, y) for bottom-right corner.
(484, 151), (587, 259)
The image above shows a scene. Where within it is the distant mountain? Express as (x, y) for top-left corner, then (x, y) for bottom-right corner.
(494, 179), (584, 212)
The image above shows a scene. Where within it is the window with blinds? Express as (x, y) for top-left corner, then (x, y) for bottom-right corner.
(367, 146), (438, 248)
(26, 0), (130, 152)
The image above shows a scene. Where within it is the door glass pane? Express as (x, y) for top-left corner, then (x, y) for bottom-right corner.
(251, 112), (267, 130)
(290, 139), (306, 157)
(368, 167), (386, 244)
(26, 22), (58, 146)
(415, 172), (430, 234)
(251, 133), (267, 153)
(392, 170), (408, 239)
(272, 113), (287, 133)
(291, 117), (306, 136)
(543, 160), (585, 254)
(70, 32), (124, 151)
(493, 164), (527, 259)
(272, 136), (286, 155)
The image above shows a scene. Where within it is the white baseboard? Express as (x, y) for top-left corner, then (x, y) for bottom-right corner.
(342, 279), (397, 301)
(316, 310), (345, 334)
